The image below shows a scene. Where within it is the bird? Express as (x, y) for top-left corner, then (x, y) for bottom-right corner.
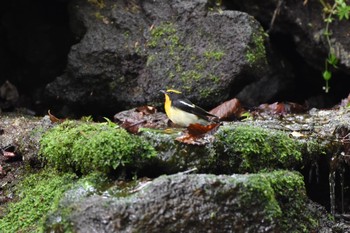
(160, 89), (218, 127)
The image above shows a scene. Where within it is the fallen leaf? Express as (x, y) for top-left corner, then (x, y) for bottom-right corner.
(209, 98), (245, 121)
(257, 102), (306, 115)
(176, 123), (220, 145)
(187, 123), (220, 136)
(120, 120), (147, 134)
(48, 110), (65, 123)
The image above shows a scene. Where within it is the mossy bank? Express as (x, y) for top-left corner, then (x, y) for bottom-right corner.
(39, 120), (157, 175)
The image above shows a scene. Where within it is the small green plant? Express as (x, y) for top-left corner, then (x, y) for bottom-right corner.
(81, 115), (94, 122)
(320, 0), (350, 92)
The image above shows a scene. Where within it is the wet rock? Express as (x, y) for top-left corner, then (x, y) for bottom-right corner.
(0, 114), (53, 164)
(45, 0), (268, 115)
(44, 171), (321, 232)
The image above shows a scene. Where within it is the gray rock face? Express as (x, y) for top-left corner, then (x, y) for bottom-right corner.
(45, 0), (268, 113)
(50, 173), (282, 233)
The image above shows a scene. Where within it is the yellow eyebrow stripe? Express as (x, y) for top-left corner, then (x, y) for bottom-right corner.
(166, 89), (182, 94)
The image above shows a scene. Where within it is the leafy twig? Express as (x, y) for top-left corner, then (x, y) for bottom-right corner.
(320, 0), (350, 93)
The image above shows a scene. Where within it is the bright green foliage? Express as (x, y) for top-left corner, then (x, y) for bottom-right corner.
(336, 0), (350, 20)
(215, 125), (302, 173)
(39, 121), (157, 174)
(0, 170), (76, 233)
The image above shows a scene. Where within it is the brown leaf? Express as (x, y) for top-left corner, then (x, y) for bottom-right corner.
(48, 110), (65, 123)
(187, 123), (220, 136)
(209, 98), (244, 121)
(176, 123), (220, 145)
(120, 120), (147, 134)
(258, 102), (306, 115)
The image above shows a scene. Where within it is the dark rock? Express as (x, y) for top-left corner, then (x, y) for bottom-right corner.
(236, 47), (296, 106)
(0, 80), (19, 110)
(45, 0), (268, 116)
(226, 0), (350, 105)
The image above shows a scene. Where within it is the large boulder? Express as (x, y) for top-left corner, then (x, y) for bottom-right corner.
(45, 0), (268, 114)
(44, 171), (321, 232)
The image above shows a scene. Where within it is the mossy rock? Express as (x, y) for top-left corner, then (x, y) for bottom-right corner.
(39, 120), (157, 175)
(141, 123), (327, 174)
(214, 124), (303, 173)
(41, 170), (320, 232)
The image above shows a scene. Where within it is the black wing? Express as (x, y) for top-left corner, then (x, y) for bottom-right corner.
(172, 98), (217, 121)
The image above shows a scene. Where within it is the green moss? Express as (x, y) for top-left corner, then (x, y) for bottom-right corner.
(215, 125), (302, 173)
(236, 173), (282, 222)
(147, 22), (179, 51)
(263, 170), (318, 232)
(0, 170), (76, 233)
(199, 87), (216, 99)
(235, 170), (318, 232)
(42, 172), (111, 232)
(147, 21), (224, 93)
(209, 74), (220, 83)
(204, 50), (225, 61)
(39, 121), (157, 174)
(245, 30), (267, 67)
(181, 70), (202, 82)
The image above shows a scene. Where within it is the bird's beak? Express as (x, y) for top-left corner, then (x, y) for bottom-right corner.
(160, 90), (166, 94)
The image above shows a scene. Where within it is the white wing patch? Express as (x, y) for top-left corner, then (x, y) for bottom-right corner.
(179, 100), (195, 108)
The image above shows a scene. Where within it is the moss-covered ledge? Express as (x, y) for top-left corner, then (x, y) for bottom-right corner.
(140, 122), (329, 174)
